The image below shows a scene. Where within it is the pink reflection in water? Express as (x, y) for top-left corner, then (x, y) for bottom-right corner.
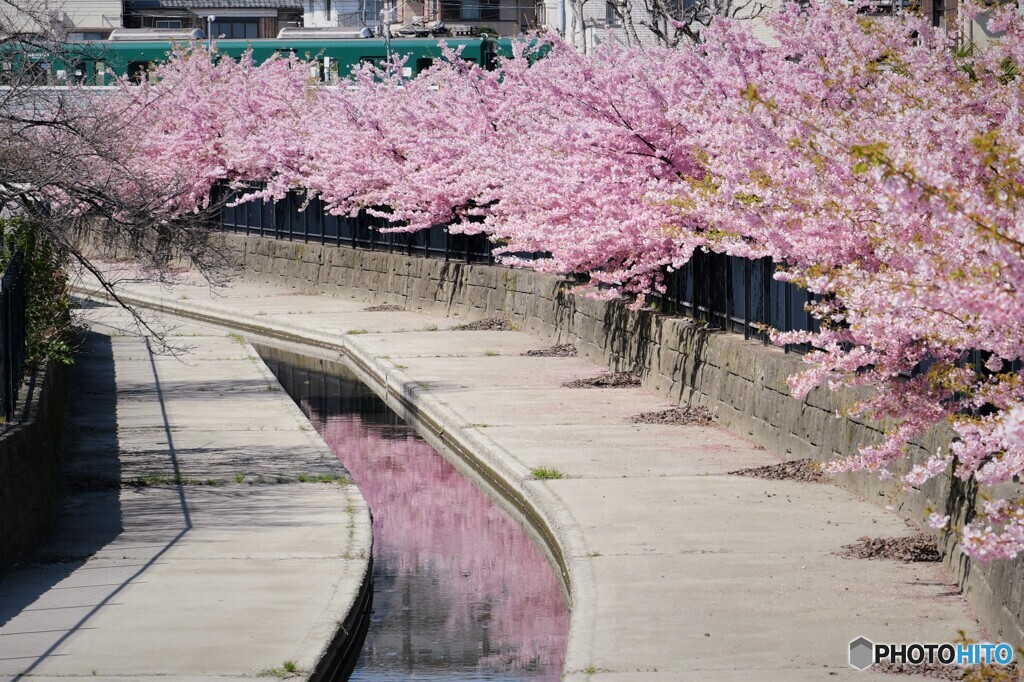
(309, 410), (569, 680)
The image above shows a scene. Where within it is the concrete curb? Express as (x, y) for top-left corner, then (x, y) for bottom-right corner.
(73, 283), (598, 674)
(339, 339), (598, 674)
(242, 338), (376, 682)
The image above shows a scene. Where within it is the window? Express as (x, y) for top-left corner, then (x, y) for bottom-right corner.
(361, 0), (383, 27)
(127, 61), (154, 83)
(605, 1), (622, 26)
(210, 19), (259, 39)
(440, 0), (499, 21)
(155, 19), (182, 28)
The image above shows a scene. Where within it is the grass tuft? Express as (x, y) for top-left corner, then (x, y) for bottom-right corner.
(296, 473), (348, 485)
(258, 660), (302, 678)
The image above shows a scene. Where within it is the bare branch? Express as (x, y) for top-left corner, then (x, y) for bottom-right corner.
(0, 3), (238, 352)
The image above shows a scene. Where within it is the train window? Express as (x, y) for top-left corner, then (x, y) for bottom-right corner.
(95, 61), (105, 86)
(26, 61), (48, 85)
(416, 58), (434, 73)
(126, 61), (155, 83)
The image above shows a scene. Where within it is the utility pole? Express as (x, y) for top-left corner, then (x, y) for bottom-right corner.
(381, 4), (393, 72)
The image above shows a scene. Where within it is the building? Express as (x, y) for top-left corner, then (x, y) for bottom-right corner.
(434, 0), (535, 35)
(122, 0), (303, 39)
(534, 0), (757, 52)
(120, 0), (530, 39)
(303, 0), (384, 30)
(380, 0), (534, 37)
(46, 0), (123, 39)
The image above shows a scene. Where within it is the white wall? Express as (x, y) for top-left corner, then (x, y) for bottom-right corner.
(305, 0), (380, 27)
(60, 0), (122, 33)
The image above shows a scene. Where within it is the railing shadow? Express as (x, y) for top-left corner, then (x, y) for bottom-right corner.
(0, 330), (194, 679)
(0, 330), (121, 674)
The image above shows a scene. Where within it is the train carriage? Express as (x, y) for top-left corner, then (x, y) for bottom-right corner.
(1, 29), (504, 87)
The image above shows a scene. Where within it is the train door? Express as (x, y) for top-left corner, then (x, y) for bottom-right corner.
(67, 59), (87, 84)
(320, 56), (341, 83)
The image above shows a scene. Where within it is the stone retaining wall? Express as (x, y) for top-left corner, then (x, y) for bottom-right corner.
(0, 362), (71, 572)
(222, 232), (1024, 648)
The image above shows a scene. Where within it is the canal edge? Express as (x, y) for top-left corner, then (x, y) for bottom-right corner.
(72, 286), (376, 682)
(73, 282), (599, 677)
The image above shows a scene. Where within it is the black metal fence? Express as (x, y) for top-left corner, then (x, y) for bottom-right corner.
(0, 250), (27, 421)
(649, 251), (819, 351)
(212, 185), (496, 265)
(211, 185), (818, 352)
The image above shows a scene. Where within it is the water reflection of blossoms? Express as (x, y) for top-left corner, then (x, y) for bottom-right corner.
(305, 406), (568, 679)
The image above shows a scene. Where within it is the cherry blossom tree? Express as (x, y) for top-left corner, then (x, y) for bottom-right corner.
(117, 0), (1024, 561)
(669, 3), (1024, 562)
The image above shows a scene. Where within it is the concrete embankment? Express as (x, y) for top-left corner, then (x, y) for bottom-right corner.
(75, 267), (987, 680)
(212, 233), (1024, 653)
(0, 302), (372, 680)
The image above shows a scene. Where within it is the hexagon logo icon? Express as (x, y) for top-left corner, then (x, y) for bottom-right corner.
(849, 636), (874, 670)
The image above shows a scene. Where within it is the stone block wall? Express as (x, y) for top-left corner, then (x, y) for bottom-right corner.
(220, 232), (1024, 648)
(0, 363), (70, 572)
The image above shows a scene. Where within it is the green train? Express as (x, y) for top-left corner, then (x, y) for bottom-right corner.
(1, 28), (520, 86)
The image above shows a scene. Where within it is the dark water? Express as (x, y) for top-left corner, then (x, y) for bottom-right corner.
(263, 355), (569, 682)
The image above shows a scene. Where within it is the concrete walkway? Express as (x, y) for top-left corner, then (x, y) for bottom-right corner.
(0, 303), (372, 680)
(74, 268), (982, 681)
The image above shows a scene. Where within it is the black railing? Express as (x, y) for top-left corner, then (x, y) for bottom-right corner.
(0, 250), (27, 421)
(649, 251), (819, 352)
(212, 185), (496, 265)
(210, 185), (818, 353)
(210, 187), (1024, 379)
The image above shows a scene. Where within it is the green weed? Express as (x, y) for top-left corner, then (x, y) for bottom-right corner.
(531, 467), (564, 480)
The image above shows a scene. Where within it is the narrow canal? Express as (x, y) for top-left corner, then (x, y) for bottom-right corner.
(261, 351), (570, 681)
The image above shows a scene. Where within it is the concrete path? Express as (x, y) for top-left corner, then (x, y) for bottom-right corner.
(74, 268), (983, 681)
(0, 303), (372, 681)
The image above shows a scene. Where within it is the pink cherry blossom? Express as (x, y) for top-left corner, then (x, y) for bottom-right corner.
(103, 1), (1024, 562)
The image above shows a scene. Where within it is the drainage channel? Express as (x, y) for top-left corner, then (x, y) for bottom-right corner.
(260, 348), (570, 681)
